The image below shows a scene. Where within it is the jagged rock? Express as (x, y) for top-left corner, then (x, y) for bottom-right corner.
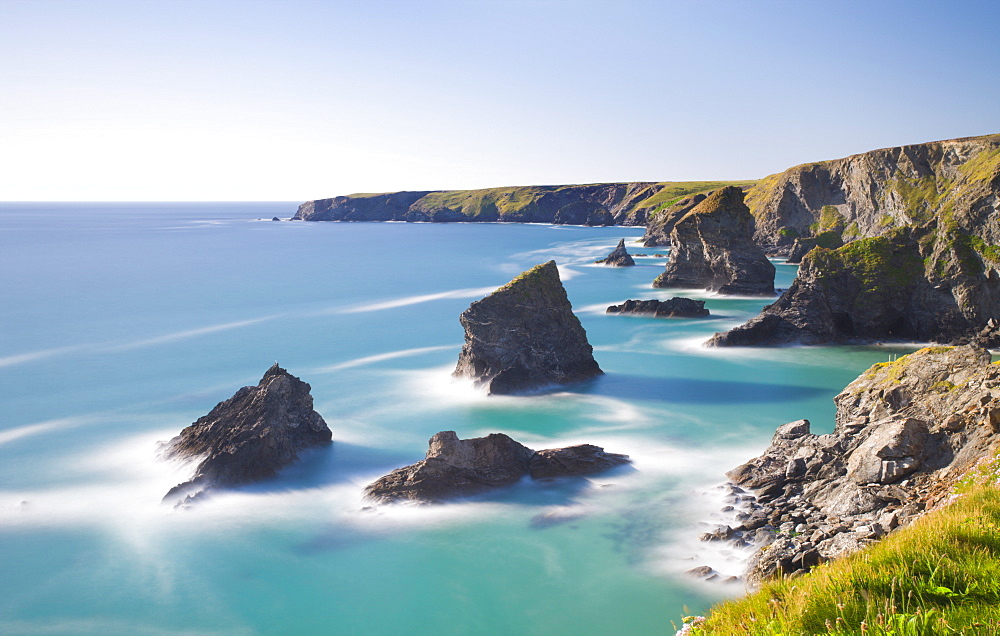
(725, 346), (1000, 584)
(453, 261), (602, 395)
(596, 239), (635, 266)
(708, 226), (999, 346)
(271, 216), (281, 221)
(364, 432), (534, 503)
(685, 565), (716, 579)
(642, 194), (706, 247)
(605, 297), (709, 318)
(364, 431), (631, 503)
(161, 364), (331, 502)
(652, 187), (775, 295)
(528, 444), (630, 479)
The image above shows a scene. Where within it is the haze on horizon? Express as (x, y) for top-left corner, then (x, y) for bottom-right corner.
(2, 0), (998, 202)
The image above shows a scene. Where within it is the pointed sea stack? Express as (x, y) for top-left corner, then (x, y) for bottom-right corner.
(596, 239), (635, 266)
(453, 261), (602, 395)
(652, 187), (775, 295)
(161, 364), (332, 502)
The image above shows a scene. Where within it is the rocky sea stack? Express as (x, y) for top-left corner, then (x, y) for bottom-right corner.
(710, 346), (1000, 584)
(161, 364), (332, 502)
(652, 186), (775, 295)
(596, 238), (635, 266)
(605, 297), (709, 318)
(453, 261), (602, 395)
(364, 431), (630, 503)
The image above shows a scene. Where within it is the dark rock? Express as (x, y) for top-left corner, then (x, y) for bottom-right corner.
(596, 239), (635, 266)
(271, 216), (281, 221)
(685, 565), (716, 579)
(364, 431), (534, 503)
(453, 261), (602, 395)
(652, 187), (775, 295)
(364, 431), (630, 504)
(605, 297), (709, 318)
(642, 194), (706, 247)
(161, 364), (331, 502)
(528, 444), (630, 479)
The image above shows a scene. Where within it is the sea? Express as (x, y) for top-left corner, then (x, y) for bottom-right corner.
(0, 202), (917, 635)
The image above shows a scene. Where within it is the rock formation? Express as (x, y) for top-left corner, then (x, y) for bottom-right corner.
(605, 297), (709, 318)
(708, 225), (1000, 347)
(595, 239), (635, 266)
(161, 364), (332, 502)
(708, 346), (1000, 584)
(745, 134), (1000, 246)
(652, 187), (775, 295)
(364, 431), (630, 503)
(453, 261), (602, 395)
(642, 194), (706, 247)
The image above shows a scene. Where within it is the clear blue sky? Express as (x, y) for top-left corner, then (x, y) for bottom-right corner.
(2, 0), (998, 201)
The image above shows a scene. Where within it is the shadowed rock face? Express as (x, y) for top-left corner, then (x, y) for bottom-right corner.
(364, 431), (630, 503)
(718, 346), (1000, 584)
(605, 297), (709, 318)
(652, 187), (775, 295)
(453, 261), (602, 395)
(596, 239), (635, 266)
(642, 194), (706, 247)
(161, 364), (331, 502)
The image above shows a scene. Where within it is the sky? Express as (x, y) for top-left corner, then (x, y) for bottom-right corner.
(1, 0), (998, 201)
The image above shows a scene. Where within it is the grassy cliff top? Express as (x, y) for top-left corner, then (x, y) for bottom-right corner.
(688, 481), (1000, 635)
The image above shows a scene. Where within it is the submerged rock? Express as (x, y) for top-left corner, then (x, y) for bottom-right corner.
(605, 297), (709, 318)
(652, 187), (775, 295)
(161, 364), (331, 502)
(596, 239), (635, 267)
(364, 431), (630, 504)
(722, 345), (1000, 584)
(453, 261), (602, 395)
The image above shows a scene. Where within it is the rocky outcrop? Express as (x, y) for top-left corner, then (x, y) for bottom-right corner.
(596, 239), (635, 266)
(711, 346), (1000, 584)
(605, 297), (709, 318)
(161, 364), (332, 502)
(293, 191), (436, 222)
(652, 187), (775, 295)
(642, 194), (706, 247)
(708, 225), (1000, 347)
(453, 261), (602, 395)
(746, 134), (1000, 246)
(364, 431), (630, 503)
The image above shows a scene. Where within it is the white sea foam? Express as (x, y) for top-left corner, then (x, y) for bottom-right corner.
(0, 415), (97, 446)
(0, 344), (90, 368)
(312, 345), (458, 373)
(339, 286), (498, 313)
(100, 316), (283, 352)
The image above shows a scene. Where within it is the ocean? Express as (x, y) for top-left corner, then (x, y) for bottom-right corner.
(0, 202), (914, 635)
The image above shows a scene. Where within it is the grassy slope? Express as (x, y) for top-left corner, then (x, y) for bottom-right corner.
(687, 478), (1000, 635)
(639, 180), (758, 213)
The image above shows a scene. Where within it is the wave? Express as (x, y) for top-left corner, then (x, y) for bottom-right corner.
(312, 345), (458, 373)
(339, 286), (498, 313)
(100, 316), (282, 352)
(0, 344), (89, 369)
(0, 415), (97, 446)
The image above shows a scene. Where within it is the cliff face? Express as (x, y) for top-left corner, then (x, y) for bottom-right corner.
(719, 346), (1000, 583)
(162, 364), (332, 502)
(453, 261), (602, 395)
(641, 193), (705, 247)
(293, 181), (757, 226)
(747, 134), (1000, 246)
(652, 186), (775, 295)
(708, 225), (1000, 346)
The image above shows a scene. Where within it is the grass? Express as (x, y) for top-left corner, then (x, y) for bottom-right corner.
(640, 180), (758, 214)
(808, 228), (924, 292)
(687, 483), (1000, 635)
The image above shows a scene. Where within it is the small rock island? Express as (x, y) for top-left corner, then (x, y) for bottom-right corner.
(161, 363), (332, 503)
(595, 238), (635, 266)
(606, 297), (709, 318)
(364, 431), (630, 503)
(453, 260), (602, 395)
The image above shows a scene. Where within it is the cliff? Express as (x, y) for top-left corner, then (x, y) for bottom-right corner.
(746, 133), (1000, 247)
(652, 186), (775, 295)
(595, 238), (635, 266)
(453, 261), (602, 395)
(161, 364), (332, 503)
(709, 346), (1000, 585)
(293, 180), (757, 225)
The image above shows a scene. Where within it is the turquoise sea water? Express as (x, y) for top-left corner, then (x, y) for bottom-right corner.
(0, 203), (917, 635)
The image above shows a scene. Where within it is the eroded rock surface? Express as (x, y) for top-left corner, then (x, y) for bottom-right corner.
(453, 261), (602, 395)
(712, 346), (1000, 584)
(652, 187), (775, 295)
(605, 297), (709, 318)
(596, 239), (635, 266)
(364, 432), (630, 503)
(161, 364), (332, 502)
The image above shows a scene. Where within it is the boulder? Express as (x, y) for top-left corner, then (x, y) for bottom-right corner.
(605, 297), (709, 318)
(595, 239), (635, 266)
(161, 364), (331, 502)
(528, 444), (630, 479)
(453, 261), (602, 395)
(652, 187), (775, 295)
